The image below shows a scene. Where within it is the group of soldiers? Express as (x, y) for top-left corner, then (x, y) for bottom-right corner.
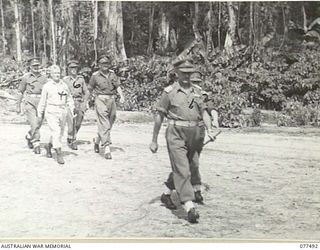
(16, 55), (125, 164)
(15, 55), (218, 223)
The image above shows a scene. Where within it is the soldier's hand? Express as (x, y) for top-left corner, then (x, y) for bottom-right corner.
(119, 96), (125, 104)
(149, 142), (158, 153)
(16, 105), (21, 114)
(207, 129), (217, 142)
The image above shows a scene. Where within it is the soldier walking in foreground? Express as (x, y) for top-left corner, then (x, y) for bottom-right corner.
(37, 65), (75, 165)
(88, 55), (125, 159)
(149, 59), (216, 223)
(63, 60), (90, 150)
(16, 57), (48, 154)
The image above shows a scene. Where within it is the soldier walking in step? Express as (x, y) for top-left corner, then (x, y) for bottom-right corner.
(88, 55), (125, 159)
(37, 65), (75, 165)
(16, 57), (48, 154)
(63, 60), (90, 150)
(149, 59), (216, 223)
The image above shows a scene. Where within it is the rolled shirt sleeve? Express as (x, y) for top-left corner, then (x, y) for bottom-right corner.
(155, 92), (170, 115)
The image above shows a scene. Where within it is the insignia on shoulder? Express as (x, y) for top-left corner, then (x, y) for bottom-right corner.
(164, 85), (174, 93)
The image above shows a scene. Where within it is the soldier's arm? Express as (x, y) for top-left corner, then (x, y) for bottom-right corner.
(150, 111), (165, 153)
(150, 90), (170, 153)
(37, 84), (48, 118)
(203, 109), (218, 141)
(16, 75), (28, 112)
(66, 85), (75, 114)
(116, 86), (125, 103)
(82, 77), (90, 102)
(87, 74), (96, 94)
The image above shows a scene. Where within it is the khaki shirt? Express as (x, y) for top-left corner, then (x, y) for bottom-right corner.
(37, 79), (74, 117)
(63, 75), (89, 100)
(18, 72), (47, 95)
(18, 72), (47, 107)
(88, 70), (120, 95)
(155, 82), (207, 121)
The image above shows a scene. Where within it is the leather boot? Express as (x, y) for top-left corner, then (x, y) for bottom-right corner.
(45, 143), (53, 158)
(25, 135), (33, 149)
(55, 148), (65, 165)
(71, 140), (78, 150)
(33, 146), (41, 154)
(93, 138), (99, 153)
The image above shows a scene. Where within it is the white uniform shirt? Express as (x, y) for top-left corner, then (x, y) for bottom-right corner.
(38, 79), (74, 117)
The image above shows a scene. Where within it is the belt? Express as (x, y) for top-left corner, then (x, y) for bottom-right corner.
(97, 94), (114, 98)
(168, 120), (204, 127)
(73, 96), (84, 101)
(27, 93), (41, 96)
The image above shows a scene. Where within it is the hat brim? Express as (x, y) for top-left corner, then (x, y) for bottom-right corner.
(190, 78), (202, 82)
(178, 68), (196, 73)
(31, 63), (40, 66)
(68, 64), (78, 68)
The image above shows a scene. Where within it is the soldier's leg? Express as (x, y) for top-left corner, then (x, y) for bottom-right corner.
(188, 126), (205, 203)
(109, 100), (117, 129)
(66, 108), (74, 145)
(74, 100), (85, 134)
(75, 110), (84, 134)
(46, 111), (62, 149)
(95, 97), (111, 146)
(25, 103), (41, 152)
(46, 110), (64, 164)
(95, 96), (112, 159)
(166, 126), (195, 203)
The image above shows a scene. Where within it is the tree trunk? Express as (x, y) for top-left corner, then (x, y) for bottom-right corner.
(147, 3), (155, 55)
(0, 0), (6, 54)
(40, 0), (47, 61)
(158, 7), (170, 53)
(49, 0), (56, 64)
(13, 0), (22, 62)
(302, 4), (307, 33)
(103, 1), (127, 60)
(249, 2), (254, 46)
(224, 2), (238, 50)
(206, 2), (213, 53)
(93, 0), (98, 63)
(30, 0), (36, 56)
(192, 2), (201, 40)
(218, 2), (221, 49)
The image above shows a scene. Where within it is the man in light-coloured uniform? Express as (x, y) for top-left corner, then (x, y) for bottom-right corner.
(16, 57), (47, 154)
(88, 55), (125, 159)
(63, 60), (89, 150)
(38, 65), (74, 165)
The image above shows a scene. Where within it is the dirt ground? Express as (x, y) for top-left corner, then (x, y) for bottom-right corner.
(0, 110), (319, 240)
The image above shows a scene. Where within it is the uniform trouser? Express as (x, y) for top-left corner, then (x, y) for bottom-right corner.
(165, 124), (205, 203)
(94, 95), (116, 147)
(66, 100), (86, 140)
(45, 107), (68, 149)
(24, 101), (41, 147)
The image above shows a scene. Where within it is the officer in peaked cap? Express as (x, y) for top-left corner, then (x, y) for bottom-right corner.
(149, 58), (217, 223)
(63, 59), (90, 150)
(88, 54), (125, 159)
(16, 57), (48, 154)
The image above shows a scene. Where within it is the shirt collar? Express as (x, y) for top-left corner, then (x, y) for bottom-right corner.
(176, 82), (195, 95)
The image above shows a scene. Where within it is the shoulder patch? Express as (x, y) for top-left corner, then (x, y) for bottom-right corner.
(164, 85), (174, 93)
(192, 84), (202, 90)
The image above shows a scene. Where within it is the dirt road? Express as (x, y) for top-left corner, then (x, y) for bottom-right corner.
(0, 120), (319, 240)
